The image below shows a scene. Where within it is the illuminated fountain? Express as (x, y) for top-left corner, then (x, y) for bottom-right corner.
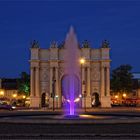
(63, 26), (80, 116)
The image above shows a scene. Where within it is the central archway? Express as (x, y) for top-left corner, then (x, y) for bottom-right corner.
(61, 75), (81, 108)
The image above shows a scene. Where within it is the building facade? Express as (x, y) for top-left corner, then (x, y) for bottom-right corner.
(132, 73), (140, 99)
(30, 27), (111, 108)
(0, 78), (18, 100)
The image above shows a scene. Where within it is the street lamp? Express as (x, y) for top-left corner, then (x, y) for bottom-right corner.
(13, 94), (17, 98)
(0, 90), (4, 96)
(23, 95), (26, 99)
(80, 58), (86, 112)
(80, 58), (85, 65)
(123, 93), (127, 98)
(55, 95), (59, 109)
(115, 95), (118, 99)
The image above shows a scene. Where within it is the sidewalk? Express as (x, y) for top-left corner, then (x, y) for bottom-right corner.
(17, 106), (140, 113)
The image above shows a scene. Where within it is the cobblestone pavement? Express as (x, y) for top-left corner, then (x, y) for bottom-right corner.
(0, 123), (140, 139)
(0, 108), (140, 139)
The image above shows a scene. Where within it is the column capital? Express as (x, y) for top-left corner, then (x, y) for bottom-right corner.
(101, 66), (110, 69)
(101, 65), (105, 68)
(31, 66), (35, 69)
(86, 66), (91, 69)
(50, 66), (55, 69)
(106, 66), (110, 69)
(35, 66), (40, 69)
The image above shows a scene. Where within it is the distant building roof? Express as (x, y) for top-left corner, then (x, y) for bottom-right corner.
(1, 78), (18, 90)
(132, 73), (140, 89)
(132, 73), (140, 79)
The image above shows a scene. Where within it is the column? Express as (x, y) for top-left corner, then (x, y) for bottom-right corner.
(55, 67), (60, 108)
(106, 67), (110, 96)
(35, 67), (40, 97)
(100, 65), (111, 107)
(50, 67), (53, 95)
(55, 67), (59, 95)
(101, 66), (105, 97)
(82, 66), (85, 95)
(30, 67), (35, 97)
(85, 66), (92, 108)
(49, 67), (53, 108)
(87, 67), (90, 96)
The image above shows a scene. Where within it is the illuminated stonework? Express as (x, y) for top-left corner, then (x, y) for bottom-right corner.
(30, 28), (111, 108)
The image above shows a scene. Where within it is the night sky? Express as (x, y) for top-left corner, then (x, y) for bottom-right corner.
(0, 0), (140, 78)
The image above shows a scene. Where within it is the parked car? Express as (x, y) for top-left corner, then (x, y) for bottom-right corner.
(0, 101), (16, 111)
(111, 99), (121, 107)
(122, 98), (138, 107)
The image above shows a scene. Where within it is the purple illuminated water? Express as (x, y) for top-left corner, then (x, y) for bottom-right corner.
(64, 26), (80, 115)
(69, 76), (74, 115)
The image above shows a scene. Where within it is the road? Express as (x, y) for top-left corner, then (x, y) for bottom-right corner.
(0, 123), (140, 139)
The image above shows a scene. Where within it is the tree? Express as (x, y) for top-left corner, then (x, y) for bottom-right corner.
(111, 65), (133, 94)
(17, 72), (30, 96)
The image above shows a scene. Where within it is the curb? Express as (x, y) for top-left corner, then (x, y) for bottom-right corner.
(0, 118), (140, 124)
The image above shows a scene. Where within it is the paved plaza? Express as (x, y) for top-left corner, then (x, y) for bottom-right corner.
(0, 123), (140, 139)
(0, 108), (140, 139)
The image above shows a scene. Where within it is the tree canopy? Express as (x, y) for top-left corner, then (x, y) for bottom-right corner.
(111, 64), (133, 93)
(17, 72), (30, 96)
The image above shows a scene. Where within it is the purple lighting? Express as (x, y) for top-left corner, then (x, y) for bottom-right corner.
(63, 26), (80, 115)
(69, 76), (74, 115)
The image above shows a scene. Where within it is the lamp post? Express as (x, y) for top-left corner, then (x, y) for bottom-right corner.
(52, 67), (56, 111)
(80, 58), (86, 112)
(122, 93), (127, 105)
(13, 94), (17, 98)
(83, 81), (86, 112)
(55, 95), (58, 109)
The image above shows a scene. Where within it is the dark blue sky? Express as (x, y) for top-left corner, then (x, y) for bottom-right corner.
(0, 0), (140, 78)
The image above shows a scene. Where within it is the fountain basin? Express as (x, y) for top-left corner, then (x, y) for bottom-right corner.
(64, 115), (80, 119)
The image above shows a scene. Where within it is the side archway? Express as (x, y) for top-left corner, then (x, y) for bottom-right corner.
(91, 92), (101, 107)
(41, 93), (46, 107)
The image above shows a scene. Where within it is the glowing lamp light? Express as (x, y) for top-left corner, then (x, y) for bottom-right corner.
(79, 94), (82, 98)
(115, 95), (118, 99)
(0, 91), (4, 96)
(74, 98), (80, 103)
(13, 94), (17, 98)
(123, 93), (127, 98)
(67, 99), (70, 103)
(55, 95), (59, 98)
(12, 106), (16, 109)
(80, 58), (85, 64)
(114, 100), (117, 103)
(23, 95), (26, 99)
